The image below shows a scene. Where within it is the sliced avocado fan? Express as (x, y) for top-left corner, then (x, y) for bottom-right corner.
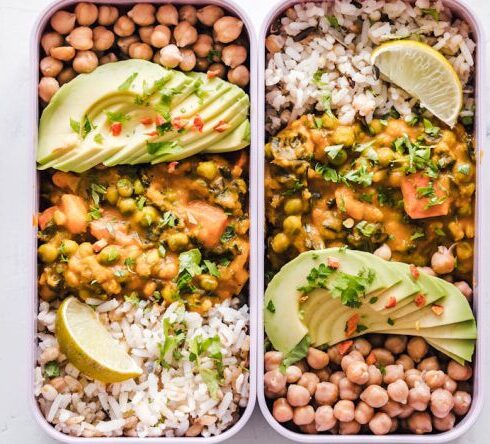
(37, 60), (250, 172)
(264, 248), (476, 364)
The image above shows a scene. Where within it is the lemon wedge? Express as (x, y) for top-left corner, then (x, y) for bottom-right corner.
(55, 297), (142, 383)
(371, 40), (463, 127)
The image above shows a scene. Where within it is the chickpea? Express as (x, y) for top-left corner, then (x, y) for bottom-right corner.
(387, 380), (409, 404)
(98, 6), (118, 25)
(447, 360), (472, 381)
(453, 390), (471, 416)
(398, 403), (414, 419)
(328, 347), (342, 365)
(431, 246), (455, 275)
(384, 335), (407, 355)
(333, 400), (355, 422)
(92, 26), (115, 52)
(174, 21), (198, 47)
(73, 50), (99, 73)
(407, 337), (428, 363)
(78, 242), (93, 257)
(369, 412), (392, 435)
(433, 412), (456, 431)
(227, 65), (250, 87)
(293, 405), (315, 426)
(128, 4), (155, 26)
(424, 370), (445, 390)
(156, 4), (178, 26)
(372, 243), (391, 261)
(50, 46), (76, 61)
(38, 243), (59, 263)
(114, 16), (135, 37)
(57, 67), (76, 85)
(207, 63), (226, 79)
(287, 384), (310, 407)
(74, 3), (98, 26)
(454, 281), (473, 301)
(118, 35), (139, 54)
(222, 44), (247, 68)
(315, 405), (337, 431)
(315, 382), (338, 405)
(264, 369), (287, 394)
(272, 398), (293, 423)
(355, 401), (374, 424)
(286, 365), (302, 383)
(408, 382), (431, 411)
(339, 420), (361, 435)
(383, 364), (404, 384)
(271, 233), (289, 253)
(265, 34), (285, 53)
(264, 351), (283, 372)
(367, 365), (383, 386)
(98, 246), (120, 265)
(214, 16), (243, 43)
(370, 348), (394, 366)
(396, 354), (415, 371)
(198, 274), (218, 291)
(41, 32), (63, 54)
(430, 389), (454, 418)
(299, 422), (317, 434)
(179, 5), (197, 25)
(39, 77), (59, 102)
(149, 25), (171, 48)
(408, 412), (432, 434)
(405, 369), (423, 388)
(50, 10), (76, 35)
(160, 44), (183, 69)
(339, 377), (361, 401)
(330, 371), (346, 386)
(265, 386), (286, 399)
(295, 360), (309, 373)
(167, 232), (189, 252)
(129, 42), (153, 60)
(346, 361), (369, 385)
(197, 5), (224, 26)
(195, 57), (210, 72)
(314, 368), (330, 382)
(306, 347), (329, 370)
(192, 34), (213, 58)
(40, 57), (63, 77)
(444, 376), (458, 393)
(179, 49), (197, 72)
(361, 385), (389, 409)
(298, 372), (319, 396)
(66, 27), (93, 50)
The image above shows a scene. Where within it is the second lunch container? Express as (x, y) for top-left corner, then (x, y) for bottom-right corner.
(257, 0), (486, 442)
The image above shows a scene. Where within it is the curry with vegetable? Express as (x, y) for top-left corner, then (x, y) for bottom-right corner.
(37, 152), (249, 313)
(265, 113), (475, 279)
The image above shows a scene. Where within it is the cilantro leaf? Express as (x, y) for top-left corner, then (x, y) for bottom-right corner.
(178, 249), (202, 276)
(203, 260), (220, 277)
(43, 361), (60, 378)
(146, 141), (179, 156)
(266, 300), (276, 313)
(199, 368), (220, 399)
(279, 335), (311, 373)
(220, 226), (235, 243)
(328, 268), (376, 308)
(297, 263), (335, 294)
(118, 72), (138, 91)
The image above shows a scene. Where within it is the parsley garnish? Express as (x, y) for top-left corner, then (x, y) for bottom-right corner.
(105, 111), (130, 123)
(279, 335), (311, 373)
(421, 8), (440, 21)
(146, 141), (179, 156)
(124, 292), (140, 305)
(203, 260), (220, 277)
(220, 226), (236, 243)
(298, 263), (334, 294)
(94, 133), (104, 144)
(43, 361), (60, 378)
(457, 164), (470, 175)
(118, 72), (138, 91)
(266, 300), (276, 313)
(329, 268), (376, 308)
(423, 118), (440, 137)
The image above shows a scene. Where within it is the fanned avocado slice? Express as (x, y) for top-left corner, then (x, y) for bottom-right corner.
(376, 319), (477, 339)
(203, 120), (251, 153)
(427, 338), (475, 364)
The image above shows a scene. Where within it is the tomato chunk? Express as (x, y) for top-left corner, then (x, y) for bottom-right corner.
(60, 194), (88, 234)
(345, 314), (360, 337)
(186, 201), (228, 249)
(401, 172), (450, 219)
(38, 206), (58, 231)
(52, 171), (80, 193)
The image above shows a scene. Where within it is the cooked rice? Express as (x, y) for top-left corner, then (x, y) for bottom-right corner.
(265, 0), (476, 134)
(35, 298), (250, 438)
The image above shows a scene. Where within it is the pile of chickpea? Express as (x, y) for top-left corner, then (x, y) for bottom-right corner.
(264, 335), (472, 435)
(39, 2), (250, 103)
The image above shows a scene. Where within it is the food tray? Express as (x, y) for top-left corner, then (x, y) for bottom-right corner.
(29, 0), (258, 442)
(256, 0), (486, 442)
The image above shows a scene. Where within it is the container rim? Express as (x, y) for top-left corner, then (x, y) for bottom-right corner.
(256, 0), (486, 442)
(29, 0), (258, 442)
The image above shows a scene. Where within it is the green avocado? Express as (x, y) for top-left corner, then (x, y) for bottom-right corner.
(203, 120), (251, 153)
(377, 319), (477, 339)
(427, 338), (475, 365)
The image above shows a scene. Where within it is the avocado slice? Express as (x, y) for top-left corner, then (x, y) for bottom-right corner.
(376, 319), (477, 339)
(203, 120), (251, 153)
(427, 338), (475, 364)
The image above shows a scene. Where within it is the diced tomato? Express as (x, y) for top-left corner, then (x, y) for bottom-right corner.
(155, 115), (165, 126)
(172, 117), (187, 130)
(145, 131), (158, 137)
(431, 304), (444, 316)
(168, 161), (179, 173)
(93, 239), (108, 252)
(366, 351), (377, 365)
(328, 256), (340, 269)
(401, 172), (451, 219)
(111, 122), (122, 136)
(52, 171), (80, 193)
(385, 297), (397, 309)
(214, 120), (230, 133)
(38, 206), (58, 231)
(60, 194), (88, 234)
(414, 293), (426, 307)
(345, 314), (360, 337)
(193, 115), (204, 132)
(337, 340), (353, 356)
(410, 264), (420, 280)
(186, 200), (228, 249)
(207, 69), (219, 79)
(139, 116), (153, 125)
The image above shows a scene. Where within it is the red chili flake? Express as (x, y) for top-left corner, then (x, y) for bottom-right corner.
(366, 351), (377, 365)
(385, 297), (397, 309)
(155, 115), (165, 126)
(345, 314), (360, 337)
(168, 161), (179, 173)
(414, 293), (426, 307)
(213, 120), (231, 133)
(327, 256), (340, 269)
(207, 69), (219, 79)
(337, 340), (353, 356)
(193, 115), (204, 132)
(431, 304), (444, 316)
(145, 131), (158, 137)
(111, 122), (122, 136)
(172, 117), (187, 130)
(139, 116), (153, 125)
(410, 264), (420, 279)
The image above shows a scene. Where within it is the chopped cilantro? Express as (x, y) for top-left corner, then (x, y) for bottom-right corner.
(314, 117), (323, 128)
(266, 300), (276, 313)
(178, 249), (202, 276)
(279, 335), (311, 373)
(328, 268), (376, 308)
(118, 72), (138, 91)
(369, 296), (378, 304)
(457, 164), (470, 175)
(421, 8), (440, 21)
(69, 118), (80, 134)
(282, 179), (304, 196)
(423, 118), (440, 137)
(411, 231), (425, 241)
(124, 292), (140, 305)
(88, 206), (102, 220)
(326, 15), (340, 29)
(43, 361), (60, 378)
(297, 263), (334, 294)
(325, 144), (344, 160)
(146, 140), (179, 156)
(105, 110), (130, 123)
(160, 211), (177, 228)
(356, 324), (368, 333)
(435, 228), (446, 237)
(94, 133), (104, 144)
(387, 318), (395, 326)
(199, 367), (220, 399)
(220, 226), (236, 243)
(203, 260), (220, 277)
(206, 49), (222, 63)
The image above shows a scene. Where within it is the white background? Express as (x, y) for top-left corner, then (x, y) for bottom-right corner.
(0, 0), (489, 442)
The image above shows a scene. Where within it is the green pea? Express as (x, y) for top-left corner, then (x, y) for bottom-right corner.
(38, 243), (59, 263)
(133, 179), (145, 195)
(117, 178), (133, 197)
(98, 246), (120, 264)
(137, 206), (159, 226)
(331, 126), (355, 147)
(196, 161), (218, 181)
(60, 240), (78, 256)
(199, 274), (219, 291)
(167, 233), (189, 252)
(118, 198), (137, 214)
(106, 186), (119, 205)
(284, 198), (303, 215)
(283, 215), (302, 235)
(328, 149), (347, 166)
(271, 233), (290, 253)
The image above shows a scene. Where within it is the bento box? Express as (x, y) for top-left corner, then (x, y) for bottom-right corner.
(28, 0), (258, 443)
(257, 0), (486, 442)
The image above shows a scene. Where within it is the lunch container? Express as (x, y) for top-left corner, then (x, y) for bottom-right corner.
(256, 0), (486, 442)
(29, 0), (258, 442)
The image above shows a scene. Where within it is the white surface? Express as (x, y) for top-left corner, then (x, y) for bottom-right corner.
(0, 0), (489, 442)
